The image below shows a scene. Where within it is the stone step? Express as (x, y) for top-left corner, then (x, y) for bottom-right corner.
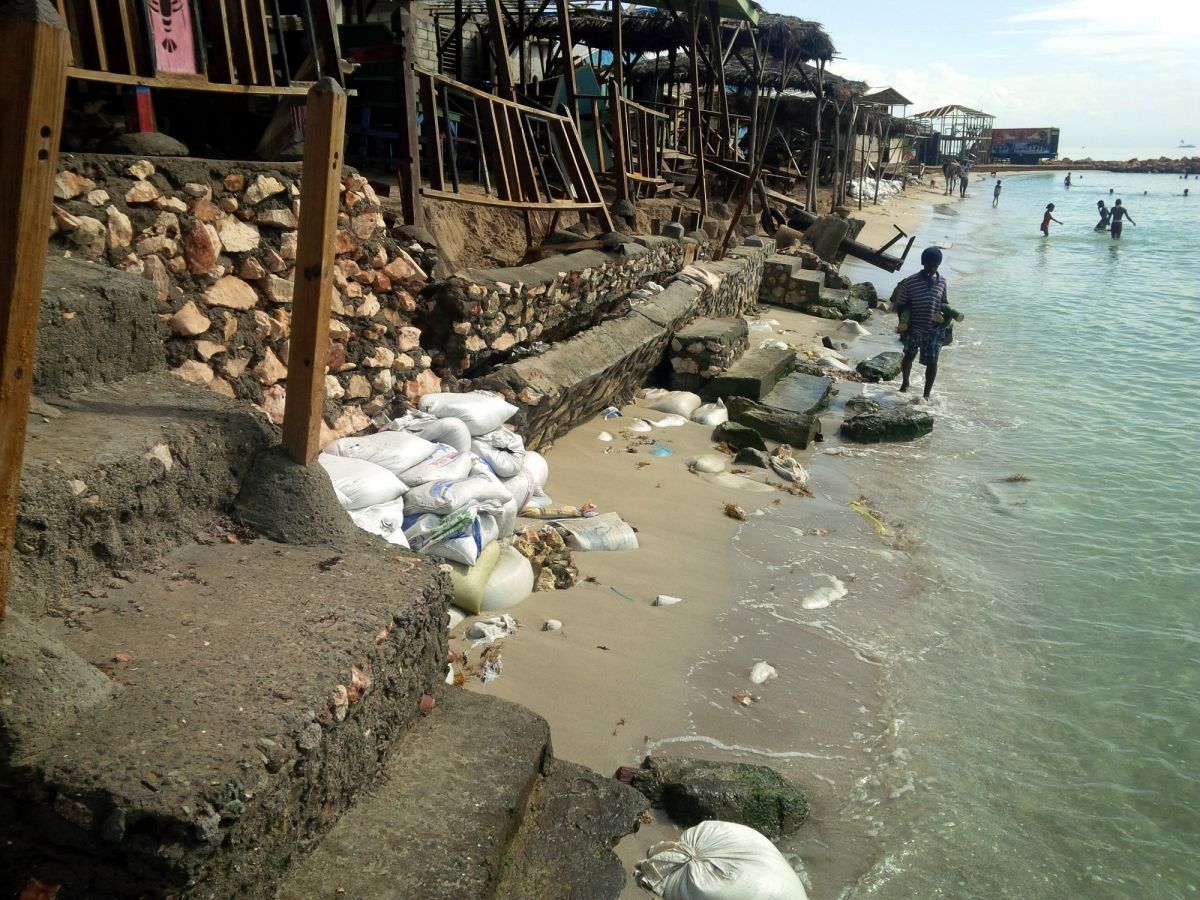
(35, 256), (165, 396)
(279, 689), (647, 900)
(804, 288), (871, 322)
(0, 538), (450, 899)
(761, 372), (836, 417)
(668, 316), (749, 392)
(704, 346), (796, 402)
(12, 372), (275, 618)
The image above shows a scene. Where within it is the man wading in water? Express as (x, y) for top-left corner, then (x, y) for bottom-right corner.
(1110, 199), (1136, 238)
(894, 247), (960, 400)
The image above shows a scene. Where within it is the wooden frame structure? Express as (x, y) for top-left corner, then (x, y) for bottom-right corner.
(912, 103), (994, 164)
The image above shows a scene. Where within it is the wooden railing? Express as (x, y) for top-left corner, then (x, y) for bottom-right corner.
(55, 0), (340, 95)
(414, 68), (613, 231)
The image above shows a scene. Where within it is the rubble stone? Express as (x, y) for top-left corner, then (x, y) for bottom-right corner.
(216, 216), (260, 253)
(105, 207), (133, 250)
(255, 349), (288, 386)
(172, 360), (214, 386)
(204, 275), (259, 310)
(125, 181), (161, 204)
(185, 223), (221, 275)
(169, 301), (211, 336)
(244, 174), (286, 205)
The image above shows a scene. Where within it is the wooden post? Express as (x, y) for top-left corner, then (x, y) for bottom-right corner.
(485, 0), (515, 100)
(281, 78), (347, 466)
(554, 0), (578, 123)
(0, 0), (70, 623)
(688, 1), (707, 218)
(609, 0), (630, 205)
(393, 0), (424, 227)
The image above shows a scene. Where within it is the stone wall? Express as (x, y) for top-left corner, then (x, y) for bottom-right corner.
(416, 236), (687, 376)
(48, 154), (442, 445)
(474, 244), (771, 447)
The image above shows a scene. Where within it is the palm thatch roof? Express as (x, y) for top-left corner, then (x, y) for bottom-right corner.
(629, 50), (864, 97)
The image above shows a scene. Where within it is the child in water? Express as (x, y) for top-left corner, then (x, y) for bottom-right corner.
(1041, 203), (1062, 235)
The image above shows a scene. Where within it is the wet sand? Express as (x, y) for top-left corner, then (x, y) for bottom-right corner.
(454, 190), (942, 897)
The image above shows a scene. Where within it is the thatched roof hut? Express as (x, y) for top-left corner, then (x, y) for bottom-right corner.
(630, 51), (863, 98)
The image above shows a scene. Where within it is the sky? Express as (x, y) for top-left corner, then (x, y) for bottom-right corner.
(773, 0), (1200, 158)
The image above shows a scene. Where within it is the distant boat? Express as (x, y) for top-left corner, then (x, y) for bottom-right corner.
(1180, 140), (1196, 148)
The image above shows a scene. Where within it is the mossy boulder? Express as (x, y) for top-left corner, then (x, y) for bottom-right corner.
(716, 422), (767, 452)
(841, 404), (933, 442)
(856, 351), (903, 383)
(627, 756), (808, 839)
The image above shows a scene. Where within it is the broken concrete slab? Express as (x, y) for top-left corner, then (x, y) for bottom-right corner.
(762, 372), (835, 417)
(805, 289), (871, 322)
(841, 404), (934, 442)
(669, 316), (749, 392)
(627, 756), (808, 839)
(725, 395), (823, 449)
(856, 351), (904, 383)
(705, 347), (795, 401)
(716, 422), (767, 452)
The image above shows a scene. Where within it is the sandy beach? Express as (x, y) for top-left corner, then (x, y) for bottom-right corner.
(447, 186), (946, 898)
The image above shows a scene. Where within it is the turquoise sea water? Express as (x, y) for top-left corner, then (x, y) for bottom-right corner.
(837, 173), (1200, 898)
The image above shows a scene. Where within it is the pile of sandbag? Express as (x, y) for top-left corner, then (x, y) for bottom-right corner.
(317, 390), (553, 615)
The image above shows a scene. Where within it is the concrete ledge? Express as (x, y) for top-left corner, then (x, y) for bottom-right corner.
(705, 346), (796, 401)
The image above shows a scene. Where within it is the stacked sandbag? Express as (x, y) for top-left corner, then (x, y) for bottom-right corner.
(319, 390), (552, 616)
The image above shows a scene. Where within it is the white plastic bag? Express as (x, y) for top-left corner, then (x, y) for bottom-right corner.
(472, 428), (527, 478)
(397, 444), (473, 487)
(645, 390), (702, 418)
(318, 454), (407, 510)
(555, 512), (639, 551)
(347, 498), (411, 547)
(635, 821), (808, 900)
(419, 390), (518, 436)
(522, 450), (550, 488)
(423, 517), (485, 566)
(480, 545), (535, 612)
(691, 399), (728, 426)
(404, 474), (513, 517)
(324, 431), (438, 477)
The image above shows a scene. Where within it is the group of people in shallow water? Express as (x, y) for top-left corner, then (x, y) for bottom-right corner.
(1041, 196), (1136, 238)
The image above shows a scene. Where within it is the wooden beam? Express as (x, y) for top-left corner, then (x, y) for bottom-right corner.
(421, 188), (605, 211)
(0, 0), (70, 622)
(392, 0), (424, 225)
(281, 78), (346, 465)
(554, 0), (577, 123)
(608, 0), (629, 204)
(484, 0), (515, 100)
(66, 65), (317, 94)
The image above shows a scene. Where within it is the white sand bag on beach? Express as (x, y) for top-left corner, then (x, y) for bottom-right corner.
(749, 661), (778, 684)
(635, 820), (808, 900)
(480, 545), (535, 612)
(759, 339), (790, 351)
(646, 390), (703, 417)
(837, 320), (871, 337)
(688, 454), (728, 474)
(522, 450), (549, 488)
(651, 414), (689, 428)
(501, 470), (534, 512)
(419, 390), (518, 436)
(347, 498), (411, 547)
(747, 318), (780, 333)
(691, 399), (728, 426)
(324, 431), (438, 477)
(404, 474), (512, 517)
(398, 444), (473, 487)
(636, 387), (671, 403)
(423, 517), (487, 566)
(318, 454), (407, 510)
(447, 541), (502, 613)
(702, 472), (776, 493)
(629, 418), (653, 433)
(389, 410), (472, 452)
(472, 428), (526, 478)
(555, 511), (639, 551)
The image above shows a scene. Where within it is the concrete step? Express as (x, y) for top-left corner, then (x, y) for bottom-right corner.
(759, 265), (825, 310)
(0, 538), (450, 899)
(279, 689), (647, 900)
(36, 256), (165, 396)
(12, 372), (275, 617)
(704, 346), (796, 402)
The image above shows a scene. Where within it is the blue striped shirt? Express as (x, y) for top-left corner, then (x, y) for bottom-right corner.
(893, 271), (948, 334)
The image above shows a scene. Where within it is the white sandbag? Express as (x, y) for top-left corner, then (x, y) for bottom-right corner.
(525, 486), (553, 510)
(419, 390), (518, 436)
(555, 512), (639, 551)
(645, 390), (703, 417)
(688, 454), (728, 474)
(403, 506), (478, 554)
(522, 450), (549, 488)
(397, 444), (473, 487)
(501, 470), (534, 511)
(423, 517), (486, 566)
(324, 430), (438, 477)
(391, 411), (474, 452)
(348, 498), (411, 547)
(448, 541), (502, 613)
(472, 428), (527, 478)
(636, 387), (670, 404)
(318, 453), (407, 510)
(635, 820), (808, 900)
(477, 512), (501, 548)
(480, 545), (535, 612)
(691, 399), (728, 426)
(404, 474), (514, 517)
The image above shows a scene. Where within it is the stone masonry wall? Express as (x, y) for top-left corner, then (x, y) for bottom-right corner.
(48, 154), (442, 446)
(416, 236), (685, 376)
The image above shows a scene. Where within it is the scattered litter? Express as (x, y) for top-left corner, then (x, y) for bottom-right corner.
(521, 501), (597, 520)
(724, 503), (748, 521)
(768, 448), (809, 485)
(601, 406), (621, 419)
(732, 691), (756, 707)
(636, 461), (652, 469)
(611, 587), (637, 602)
(650, 443), (674, 457)
(598, 431), (614, 441)
(654, 594), (683, 607)
(849, 499), (891, 536)
(749, 661), (778, 684)
(688, 454), (727, 474)
(801, 575), (848, 610)
(466, 614), (519, 647)
(542, 619), (563, 631)
(445, 664), (456, 684)
(649, 414), (689, 428)
(555, 511), (639, 551)
(690, 399), (728, 426)
(479, 646), (503, 682)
